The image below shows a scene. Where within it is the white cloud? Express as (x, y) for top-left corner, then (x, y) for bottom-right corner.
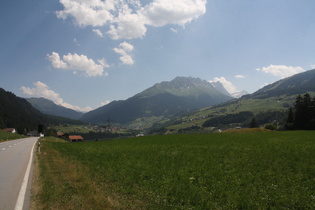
(256, 64), (305, 79)
(101, 100), (111, 106)
(47, 52), (109, 77)
(235, 75), (245, 79)
(93, 29), (104, 37)
(55, 0), (207, 66)
(141, 0), (207, 27)
(21, 81), (92, 112)
(56, 0), (207, 40)
(113, 42), (134, 65)
(47, 52), (68, 69)
(209, 77), (238, 94)
(97, 58), (110, 68)
(311, 64), (315, 69)
(119, 41), (134, 51)
(56, 0), (114, 27)
(107, 11), (147, 40)
(170, 27), (178, 33)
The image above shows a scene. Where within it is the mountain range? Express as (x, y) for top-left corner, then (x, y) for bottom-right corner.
(164, 69), (315, 133)
(26, 97), (83, 120)
(0, 88), (83, 133)
(26, 77), (235, 126)
(245, 69), (315, 99)
(2, 69), (315, 133)
(0, 88), (45, 133)
(81, 77), (233, 126)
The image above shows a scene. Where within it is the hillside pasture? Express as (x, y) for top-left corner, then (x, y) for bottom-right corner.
(167, 96), (294, 132)
(33, 131), (315, 209)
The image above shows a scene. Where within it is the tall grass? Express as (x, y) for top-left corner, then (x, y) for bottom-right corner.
(36, 131), (315, 209)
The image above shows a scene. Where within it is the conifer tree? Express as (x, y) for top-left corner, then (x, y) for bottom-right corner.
(250, 117), (258, 128)
(290, 93), (315, 130)
(285, 107), (294, 130)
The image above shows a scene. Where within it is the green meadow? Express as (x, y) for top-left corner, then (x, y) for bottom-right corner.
(0, 130), (24, 141)
(34, 131), (315, 209)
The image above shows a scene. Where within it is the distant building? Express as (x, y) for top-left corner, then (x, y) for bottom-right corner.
(27, 130), (39, 136)
(4, 128), (16, 133)
(57, 132), (69, 139)
(68, 135), (84, 142)
(57, 132), (66, 137)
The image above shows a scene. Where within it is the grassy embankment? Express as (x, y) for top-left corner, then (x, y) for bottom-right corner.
(32, 131), (315, 209)
(0, 130), (24, 141)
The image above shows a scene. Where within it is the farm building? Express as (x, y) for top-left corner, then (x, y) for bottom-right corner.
(57, 132), (65, 137)
(68, 135), (84, 142)
(27, 130), (39, 136)
(57, 132), (69, 139)
(4, 128), (16, 133)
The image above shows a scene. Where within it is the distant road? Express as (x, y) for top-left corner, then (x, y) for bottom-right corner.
(0, 137), (38, 210)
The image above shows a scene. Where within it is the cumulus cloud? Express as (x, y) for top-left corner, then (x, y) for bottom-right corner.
(55, 1), (207, 69)
(107, 11), (147, 40)
(47, 52), (68, 69)
(141, 0), (207, 27)
(113, 42), (134, 65)
(93, 29), (104, 37)
(235, 75), (245, 79)
(209, 77), (238, 94)
(21, 81), (92, 112)
(56, 0), (207, 40)
(56, 0), (115, 27)
(47, 52), (109, 77)
(256, 64), (305, 79)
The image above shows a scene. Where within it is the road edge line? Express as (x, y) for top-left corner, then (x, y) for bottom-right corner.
(14, 138), (38, 210)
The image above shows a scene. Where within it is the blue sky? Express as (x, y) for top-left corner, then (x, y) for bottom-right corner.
(1, 0), (315, 112)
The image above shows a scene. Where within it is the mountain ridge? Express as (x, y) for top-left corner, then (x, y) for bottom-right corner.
(26, 97), (84, 120)
(81, 77), (233, 126)
(0, 88), (45, 133)
(163, 69), (315, 133)
(246, 69), (315, 99)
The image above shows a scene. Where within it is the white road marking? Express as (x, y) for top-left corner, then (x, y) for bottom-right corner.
(14, 139), (37, 210)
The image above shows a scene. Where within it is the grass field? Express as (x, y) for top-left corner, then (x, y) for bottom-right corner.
(33, 131), (315, 209)
(0, 130), (24, 141)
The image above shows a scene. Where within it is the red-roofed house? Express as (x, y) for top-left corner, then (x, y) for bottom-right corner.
(57, 132), (69, 140)
(68, 135), (84, 142)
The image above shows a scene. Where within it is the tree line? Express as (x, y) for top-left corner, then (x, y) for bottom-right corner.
(286, 93), (315, 130)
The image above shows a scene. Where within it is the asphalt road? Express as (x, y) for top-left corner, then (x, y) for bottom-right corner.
(0, 137), (38, 210)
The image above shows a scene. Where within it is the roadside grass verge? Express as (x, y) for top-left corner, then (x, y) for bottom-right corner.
(32, 131), (315, 209)
(31, 137), (137, 209)
(0, 130), (24, 141)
